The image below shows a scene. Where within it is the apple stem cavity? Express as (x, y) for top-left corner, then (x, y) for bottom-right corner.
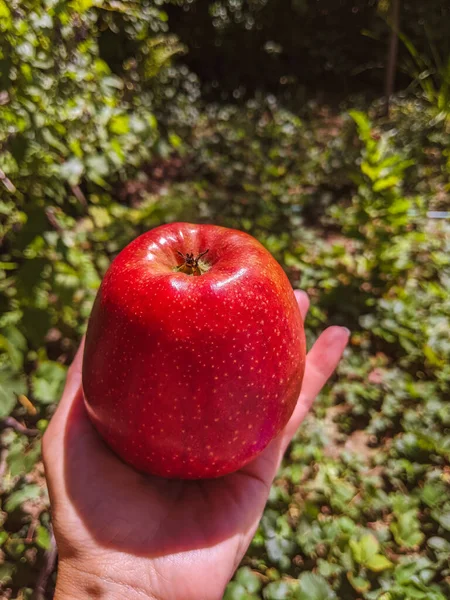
(176, 249), (210, 276)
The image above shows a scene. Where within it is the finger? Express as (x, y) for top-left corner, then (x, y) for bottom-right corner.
(42, 337), (103, 488)
(57, 337), (85, 414)
(281, 325), (349, 447)
(43, 338), (85, 455)
(294, 289), (310, 322)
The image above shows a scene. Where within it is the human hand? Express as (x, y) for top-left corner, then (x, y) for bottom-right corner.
(43, 290), (349, 600)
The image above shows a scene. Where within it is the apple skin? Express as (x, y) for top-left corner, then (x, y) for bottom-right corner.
(82, 223), (306, 479)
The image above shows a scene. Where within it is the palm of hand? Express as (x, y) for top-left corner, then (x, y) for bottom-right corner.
(43, 293), (348, 600)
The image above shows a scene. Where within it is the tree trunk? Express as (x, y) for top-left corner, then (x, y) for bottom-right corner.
(384, 0), (401, 116)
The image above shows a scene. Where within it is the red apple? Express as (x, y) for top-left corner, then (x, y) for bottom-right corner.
(82, 223), (306, 479)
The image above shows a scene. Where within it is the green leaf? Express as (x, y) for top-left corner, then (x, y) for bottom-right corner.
(7, 438), (41, 477)
(101, 75), (124, 90)
(224, 582), (258, 600)
(109, 114), (130, 135)
(387, 197), (412, 214)
(427, 536), (450, 552)
(32, 361), (67, 404)
(347, 573), (371, 593)
(361, 161), (378, 181)
(317, 560), (343, 579)
(0, 262), (18, 270)
(0, 0), (12, 31)
(264, 581), (296, 600)
(349, 534), (379, 564)
(394, 558), (431, 586)
(70, 0), (102, 12)
(235, 568), (262, 594)
(86, 155), (110, 187)
(35, 525), (51, 550)
(421, 482), (447, 507)
(349, 110), (372, 139)
(147, 114), (158, 129)
(391, 510), (425, 548)
(297, 573), (336, 600)
(169, 133), (182, 149)
(0, 561), (14, 584)
(0, 368), (27, 418)
(391, 522), (424, 548)
(4, 484), (41, 512)
(0, 326), (27, 370)
(365, 554), (394, 572)
(423, 345), (444, 368)
(42, 128), (68, 155)
(373, 176), (400, 191)
(431, 510), (450, 531)
(60, 157), (84, 186)
(89, 206), (112, 229)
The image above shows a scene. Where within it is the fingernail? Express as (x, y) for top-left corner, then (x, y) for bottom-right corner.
(342, 327), (351, 336)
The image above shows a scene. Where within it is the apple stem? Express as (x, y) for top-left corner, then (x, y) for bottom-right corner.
(176, 250), (210, 276)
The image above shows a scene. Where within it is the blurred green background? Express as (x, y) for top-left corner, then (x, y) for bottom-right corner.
(0, 1), (449, 598)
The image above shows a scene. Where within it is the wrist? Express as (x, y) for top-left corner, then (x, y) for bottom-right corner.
(55, 559), (158, 600)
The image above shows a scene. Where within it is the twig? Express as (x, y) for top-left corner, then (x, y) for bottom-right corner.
(70, 184), (87, 207)
(0, 168), (16, 193)
(0, 91), (9, 105)
(32, 526), (58, 600)
(26, 518), (38, 544)
(0, 416), (39, 437)
(0, 447), (8, 481)
(45, 207), (64, 233)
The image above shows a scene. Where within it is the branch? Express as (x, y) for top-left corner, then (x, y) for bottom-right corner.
(70, 184), (87, 207)
(45, 207), (64, 233)
(0, 447), (8, 481)
(32, 526), (58, 600)
(0, 168), (16, 193)
(0, 416), (39, 437)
